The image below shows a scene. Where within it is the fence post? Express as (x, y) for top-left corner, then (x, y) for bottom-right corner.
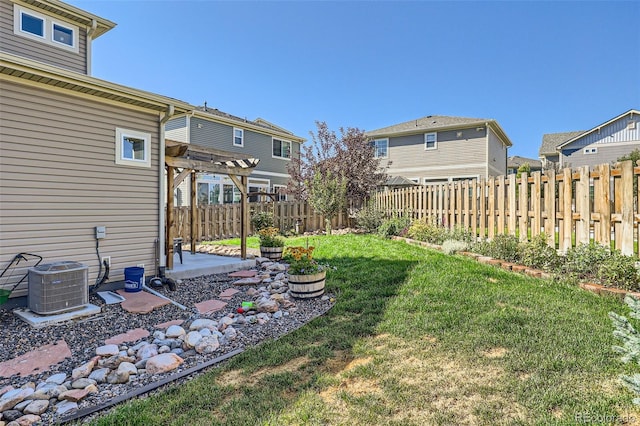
(619, 160), (634, 255)
(497, 175), (506, 236)
(575, 166), (591, 246)
(544, 169), (556, 247)
(518, 171), (528, 242)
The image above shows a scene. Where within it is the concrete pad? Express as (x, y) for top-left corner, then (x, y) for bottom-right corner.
(116, 290), (170, 314)
(164, 252), (256, 280)
(194, 299), (227, 315)
(14, 304), (101, 328)
(105, 328), (150, 345)
(218, 288), (240, 300)
(0, 340), (71, 378)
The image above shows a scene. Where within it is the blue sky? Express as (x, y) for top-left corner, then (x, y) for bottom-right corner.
(72, 0), (639, 160)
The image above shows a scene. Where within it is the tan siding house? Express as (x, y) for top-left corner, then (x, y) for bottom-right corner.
(366, 115), (512, 184)
(1, 0), (191, 297)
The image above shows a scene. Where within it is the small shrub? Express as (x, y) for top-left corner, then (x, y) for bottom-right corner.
(561, 242), (611, 281)
(407, 217), (446, 244)
(472, 234), (520, 263)
(355, 203), (385, 233)
(441, 239), (468, 255)
(598, 251), (640, 291)
(449, 226), (474, 244)
(251, 211), (274, 232)
(257, 227), (285, 248)
(378, 216), (412, 238)
(518, 234), (561, 271)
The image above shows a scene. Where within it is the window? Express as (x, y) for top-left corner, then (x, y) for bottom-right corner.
(272, 138), (291, 159)
(52, 23), (74, 47)
(20, 11), (44, 37)
(584, 147), (597, 155)
(14, 4), (78, 52)
(424, 133), (437, 150)
(273, 185), (287, 201)
(233, 128), (244, 147)
(372, 138), (388, 158)
(115, 128), (151, 168)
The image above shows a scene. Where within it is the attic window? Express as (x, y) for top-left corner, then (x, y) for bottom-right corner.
(584, 147), (597, 155)
(13, 4), (79, 52)
(628, 120), (637, 130)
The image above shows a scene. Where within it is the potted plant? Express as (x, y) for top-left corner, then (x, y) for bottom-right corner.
(258, 227), (285, 261)
(283, 246), (328, 299)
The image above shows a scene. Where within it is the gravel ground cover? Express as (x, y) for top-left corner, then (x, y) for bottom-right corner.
(0, 264), (334, 424)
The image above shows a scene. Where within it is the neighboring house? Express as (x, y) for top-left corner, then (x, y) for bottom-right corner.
(165, 106), (305, 206)
(539, 109), (640, 170)
(365, 115), (512, 184)
(507, 156), (542, 175)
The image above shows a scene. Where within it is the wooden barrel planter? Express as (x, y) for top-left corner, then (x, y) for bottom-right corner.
(260, 246), (283, 261)
(287, 270), (326, 299)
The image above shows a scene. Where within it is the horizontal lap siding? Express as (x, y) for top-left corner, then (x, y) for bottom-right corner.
(0, 80), (160, 295)
(487, 127), (507, 176)
(0, 0), (88, 74)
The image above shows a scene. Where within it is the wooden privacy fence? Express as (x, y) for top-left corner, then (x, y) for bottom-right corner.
(373, 160), (640, 256)
(171, 201), (348, 243)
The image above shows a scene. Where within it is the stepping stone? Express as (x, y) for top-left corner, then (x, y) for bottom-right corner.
(0, 340), (71, 378)
(105, 328), (150, 345)
(228, 270), (257, 278)
(194, 299), (227, 315)
(233, 277), (262, 286)
(218, 288), (239, 300)
(154, 319), (185, 330)
(116, 290), (170, 314)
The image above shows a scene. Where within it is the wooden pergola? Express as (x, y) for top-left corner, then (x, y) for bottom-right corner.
(164, 140), (259, 269)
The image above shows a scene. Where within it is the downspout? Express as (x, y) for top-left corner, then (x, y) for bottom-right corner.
(159, 105), (176, 268)
(86, 20), (97, 75)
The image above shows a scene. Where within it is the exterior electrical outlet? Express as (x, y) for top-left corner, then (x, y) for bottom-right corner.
(102, 257), (110, 267)
(95, 226), (106, 239)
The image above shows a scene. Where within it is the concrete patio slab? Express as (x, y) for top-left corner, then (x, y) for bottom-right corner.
(164, 252), (256, 281)
(13, 304), (101, 328)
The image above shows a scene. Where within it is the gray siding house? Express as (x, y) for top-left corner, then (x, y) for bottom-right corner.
(366, 115), (513, 184)
(0, 0), (193, 296)
(166, 107), (305, 205)
(539, 109), (640, 170)
(507, 156), (542, 175)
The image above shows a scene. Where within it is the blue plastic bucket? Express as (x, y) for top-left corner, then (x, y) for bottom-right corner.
(124, 266), (144, 292)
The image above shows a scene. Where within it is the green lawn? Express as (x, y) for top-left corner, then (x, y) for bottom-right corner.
(89, 234), (639, 425)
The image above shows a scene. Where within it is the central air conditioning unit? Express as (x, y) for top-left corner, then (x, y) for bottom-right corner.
(28, 261), (89, 315)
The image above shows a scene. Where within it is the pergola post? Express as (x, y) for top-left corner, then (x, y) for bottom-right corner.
(190, 170), (197, 254)
(166, 165), (175, 270)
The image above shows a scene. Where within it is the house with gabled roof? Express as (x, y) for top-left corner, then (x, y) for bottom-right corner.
(365, 115), (513, 184)
(165, 105), (305, 205)
(507, 156), (542, 175)
(539, 109), (640, 170)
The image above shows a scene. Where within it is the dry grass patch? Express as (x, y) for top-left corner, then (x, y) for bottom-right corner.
(482, 347), (509, 359)
(217, 356), (310, 387)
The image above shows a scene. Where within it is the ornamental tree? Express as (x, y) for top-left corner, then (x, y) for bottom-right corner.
(307, 169), (347, 235)
(286, 121), (388, 209)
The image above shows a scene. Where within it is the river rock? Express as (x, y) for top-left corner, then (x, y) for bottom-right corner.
(165, 325), (186, 338)
(71, 378), (96, 389)
(257, 298), (279, 313)
(106, 369), (130, 385)
(184, 331), (203, 348)
(2, 409), (23, 421)
(71, 356), (99, 380)
(0, 388), (33, 411)
(145, 353), (184, 375)
(55, 400), (78, 415)
(23, 399), (49, 415)
(95, 344), (120, 357)
(88, 368), (110, 383)
(137, 343), (159, 360)
(189, 319), (217, 331)
(10, 413), (41, 425)
(59, 388), (91, 403)
(194, 336), (219, 354)
(45, 373), (67, 385)
(117, 362), (138, 376)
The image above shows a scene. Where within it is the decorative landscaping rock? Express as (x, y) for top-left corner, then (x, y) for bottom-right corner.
(145, 354), (184, 375)
(194, 336), (219, 354)
(23, 400), (48, 416)
(95, 344), (119, 357)
(165, 325), (186, 338)
(71, 357), (99, 380)
(189, 319), (217, 331)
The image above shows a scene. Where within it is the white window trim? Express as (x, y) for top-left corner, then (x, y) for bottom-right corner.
(115, 128), (151, 168)
(373, 138), (389, 159)
(233, 128), (244, 147)
(272, 184), (287, 201)
(14, 4), (79, 53)
(424, 132), (438, 150)
(584, 147), (597, 154)
(272, 138), (292, 160)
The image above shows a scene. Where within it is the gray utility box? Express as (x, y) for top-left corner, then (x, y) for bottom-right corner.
(28, 261), (88, 315)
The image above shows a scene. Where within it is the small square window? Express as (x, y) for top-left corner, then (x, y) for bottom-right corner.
(233, 128), (244, 147)
(115, 128), (151, 168)
(273, 138), (291, 159)
(372, 139), (388, 158)
(53, 23), (73, 47)
(21, 12), (44, 37)
(425, 132), (437, 150)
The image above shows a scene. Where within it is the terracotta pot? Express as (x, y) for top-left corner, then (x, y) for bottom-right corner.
(260, 246), (283, 261)
(288, 270), (326, 299)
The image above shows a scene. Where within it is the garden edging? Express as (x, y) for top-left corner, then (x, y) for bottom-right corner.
(391, 236), (640, 301)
